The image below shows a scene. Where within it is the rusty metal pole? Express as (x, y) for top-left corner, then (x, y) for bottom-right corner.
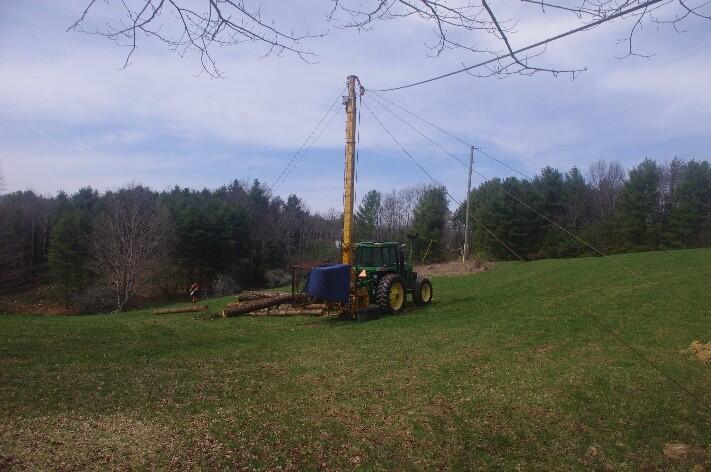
(291, 265), (296, 298)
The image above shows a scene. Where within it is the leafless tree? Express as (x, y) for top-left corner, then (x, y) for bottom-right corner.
(0, 191), (56, 292)
(71, 0), (711, 79)
(0, 168), (5, 193)
(380, 185), (427, 239)
(659, 157), (685, 208)
(91, 185), (171, 311)
(588, 159), (626, 221)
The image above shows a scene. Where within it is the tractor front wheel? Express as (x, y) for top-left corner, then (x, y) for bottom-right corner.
(413, 278), (433, 306)
(377, 274), (406, 314)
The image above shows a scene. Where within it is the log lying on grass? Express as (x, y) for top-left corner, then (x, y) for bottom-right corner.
(235, 291), (290, 302)
(261, 308), (327, 317)
(222, 293), (308, 317)
(152, 305), (208, 315)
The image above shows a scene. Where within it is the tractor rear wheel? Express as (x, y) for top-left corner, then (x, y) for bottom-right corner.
(413, 278), (433, 306)
(377, 274), (406, 314)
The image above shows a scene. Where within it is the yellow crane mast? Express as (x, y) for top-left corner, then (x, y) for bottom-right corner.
(341, 75), (359, 266)
(341, 75), (367, 315)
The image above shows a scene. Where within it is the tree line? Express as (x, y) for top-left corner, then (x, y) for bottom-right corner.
(0, 180), (343, 311)
(355, 158), (711, 262)
(0, 157), (709, 312)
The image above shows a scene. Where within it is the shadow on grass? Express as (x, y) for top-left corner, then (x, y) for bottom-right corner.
(312, 304), (433, 327)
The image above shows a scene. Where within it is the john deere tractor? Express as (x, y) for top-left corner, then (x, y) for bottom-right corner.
(354, 241), (433, 313)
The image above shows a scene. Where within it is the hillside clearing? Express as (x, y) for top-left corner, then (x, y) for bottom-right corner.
(1, 249), (710, 470)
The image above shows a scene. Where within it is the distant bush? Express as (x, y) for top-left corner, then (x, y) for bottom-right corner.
(212, 274), (241, 297)
(265, 269), (291, 289)
(74, 285), (115, 314)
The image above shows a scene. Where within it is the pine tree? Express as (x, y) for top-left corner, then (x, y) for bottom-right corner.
(533, 167), (565, 258)
(413, 186), (449, 262)
(248, 179), (270, 212)
(665, 160), (711, 247)
(355, 190), (382, 241)
(540, 166), (590, 258)
(616, 158), (662, 251)
(48, 210), (90, 306)
(283, 194), (306, 258)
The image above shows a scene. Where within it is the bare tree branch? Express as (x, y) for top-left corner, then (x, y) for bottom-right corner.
(70, 0), (711, 79)
(332, 0), (710, 80)
(482, 0), (585, 77)
(69, 0), (325, 77)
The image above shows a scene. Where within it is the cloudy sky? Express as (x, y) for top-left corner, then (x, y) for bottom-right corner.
(1, 0), (709, 212)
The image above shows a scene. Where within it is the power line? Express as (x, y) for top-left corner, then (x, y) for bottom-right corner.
(368, 93), (469, 168)
(467, 166), (703, 301)
(271, 86), (345, 191)
(362, 100), (527, 263)
(277, 104), (340, 191)
(362, 102), (446, 197)
(369, 90), (471, 147)
(371, 0), (667, 92)
(369, 90), (711, 281)
(368, 90), (704, 291)
(362, 90), (710, 412)
(369, 90), (535, 180)
(583, 306), (710, 412)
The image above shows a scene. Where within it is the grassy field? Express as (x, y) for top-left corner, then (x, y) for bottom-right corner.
(1, 249), (710, 471)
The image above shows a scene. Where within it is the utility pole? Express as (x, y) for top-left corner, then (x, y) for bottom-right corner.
(463, 145), (474, 262)
(341, 75), (358, 266)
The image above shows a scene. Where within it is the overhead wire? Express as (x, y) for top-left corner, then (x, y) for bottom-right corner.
(362, 99), (527, 263)
(361, 91), (710, 412)
(370, 90), (711, 280)
(368, 92), (468, 168)
(278, 103), (340, 190)
(271, 86), (346, 192)
(355, 90), (362, 213)
(368, 90), (709, 288)
(369, 90), (532, 179)
(371, 0), (668, 92)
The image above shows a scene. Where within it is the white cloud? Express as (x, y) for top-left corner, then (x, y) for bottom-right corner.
(0, 0), (709, 210)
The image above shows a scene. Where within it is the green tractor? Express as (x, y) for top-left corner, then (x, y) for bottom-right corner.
(354, 241), (433, 313)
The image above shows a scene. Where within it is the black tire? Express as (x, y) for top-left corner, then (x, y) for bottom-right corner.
(412, 278), (433, 306)
(377, 273), (406, 314)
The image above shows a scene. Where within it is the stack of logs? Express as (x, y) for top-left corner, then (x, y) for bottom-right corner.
(222, 291), (330, 318)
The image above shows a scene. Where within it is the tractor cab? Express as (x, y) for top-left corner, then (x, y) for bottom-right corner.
(354, 241), (433, 313)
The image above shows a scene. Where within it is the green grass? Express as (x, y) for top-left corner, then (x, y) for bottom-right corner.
(1, 249), (710, 471)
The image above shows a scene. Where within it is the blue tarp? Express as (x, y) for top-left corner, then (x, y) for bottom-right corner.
(304, 264), (350, 303)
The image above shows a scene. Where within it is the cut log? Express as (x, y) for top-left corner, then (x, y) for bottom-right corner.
(235, 291), (291, 302)
(303, 303), (328, 310)
(222, 293), (308, 317)
(264, 308), (327, 316)
(153, 305), (208, 315)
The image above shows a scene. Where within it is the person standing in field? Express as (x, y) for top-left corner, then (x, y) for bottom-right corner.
(189, 281), (200, 304)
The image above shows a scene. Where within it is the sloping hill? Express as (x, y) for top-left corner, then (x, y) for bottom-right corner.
(1, 249), (710, 470)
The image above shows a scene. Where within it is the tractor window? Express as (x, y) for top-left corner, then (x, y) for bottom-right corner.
(382, 247), (397, 266)
(356, 246), (383, 266)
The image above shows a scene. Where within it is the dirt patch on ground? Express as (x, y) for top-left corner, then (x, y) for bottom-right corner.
(423, 395), (456, 418)
(686, 340), (711, 364)
(416, 259), (491, 278)
(0, 283), (75, 316)
(662, 442), (709, 463)
(0, 414), (181, 470)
